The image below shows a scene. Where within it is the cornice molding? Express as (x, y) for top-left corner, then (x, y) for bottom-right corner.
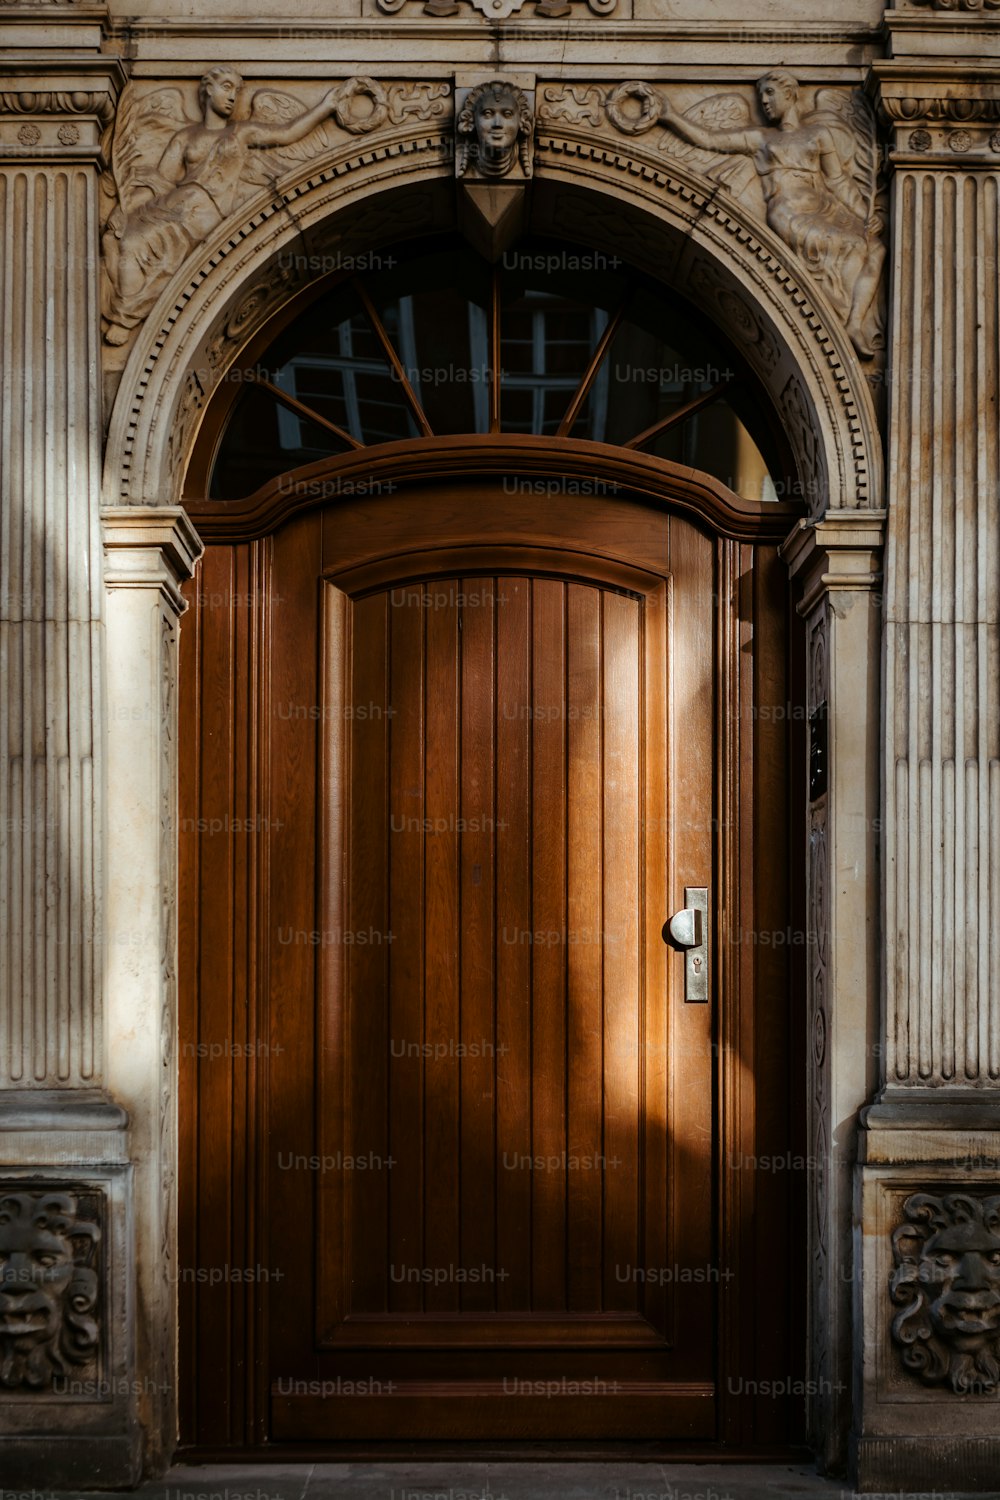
(101, 18), (883, 48)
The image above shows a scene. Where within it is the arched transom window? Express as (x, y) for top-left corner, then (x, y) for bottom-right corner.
(206, 236), (789, 503)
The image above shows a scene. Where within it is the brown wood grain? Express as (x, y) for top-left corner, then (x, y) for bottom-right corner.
(177, 479), (804, 1451)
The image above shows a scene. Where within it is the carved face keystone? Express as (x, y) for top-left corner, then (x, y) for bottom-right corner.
(475, 92), (520, 159)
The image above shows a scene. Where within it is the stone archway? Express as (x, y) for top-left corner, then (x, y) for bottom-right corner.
(102, 112), (881, 516)
(99, 106), (883, 1474)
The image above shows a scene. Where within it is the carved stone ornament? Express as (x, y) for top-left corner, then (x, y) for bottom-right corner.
(589, 72), (886, 361)
(908, 0), (1000, 9)
(891, 1192), (1000, 1394)
(0, 90), (115, 126)
(880, 94), (1000, 125)
(0, 1189), (101, 1391)
(456, 79), (534, 181)
(99, 68), (443, 348)
(376, 0), (615, 17)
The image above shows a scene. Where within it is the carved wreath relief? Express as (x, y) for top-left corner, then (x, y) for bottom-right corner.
(891, 1192), (1000, 1394)
(99, 68), (437, 347)
(548, 71), (886, 361)
(0, 1190), (101, 1392)
(99, 62), (885, 368)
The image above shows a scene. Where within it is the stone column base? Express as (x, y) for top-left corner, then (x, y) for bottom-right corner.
(853, 1094), (1000, 1494)
(0, 1092), (140, 1488)
(852, 1437), (1000, 1494)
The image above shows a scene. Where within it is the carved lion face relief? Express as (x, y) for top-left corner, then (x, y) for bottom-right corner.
(0, 1191), (101, 1390)
(891, 1192), (1000, 1394)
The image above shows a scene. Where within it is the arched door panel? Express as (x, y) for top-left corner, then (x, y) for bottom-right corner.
(177, 483), (803, 1452)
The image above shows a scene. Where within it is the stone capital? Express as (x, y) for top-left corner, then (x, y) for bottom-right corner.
(0, 56), (125, 164)
(780, 510), (886, 618)
(102, 507), (204, 616)
(869, 61), (1000, 164)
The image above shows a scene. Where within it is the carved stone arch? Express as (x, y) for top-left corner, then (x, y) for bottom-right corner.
(102, 117), (882, 513)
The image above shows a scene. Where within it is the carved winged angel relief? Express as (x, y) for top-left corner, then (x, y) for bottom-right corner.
(603, 72), (886, 360)
(101, 67), (394, 346)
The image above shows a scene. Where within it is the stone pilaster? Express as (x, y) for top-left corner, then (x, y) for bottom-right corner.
(781, 513), (885, 1475)
(854, 30), (1000, 1491)
(0, 50), (121, 1092)
(102, 508), (203, 1475)
(0, 12), (140, 1486)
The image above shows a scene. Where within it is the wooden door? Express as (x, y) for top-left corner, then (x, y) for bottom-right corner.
(178, 479), (803, 1453)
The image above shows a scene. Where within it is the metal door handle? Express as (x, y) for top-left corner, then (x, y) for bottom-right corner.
(662, 886), (709, 1003)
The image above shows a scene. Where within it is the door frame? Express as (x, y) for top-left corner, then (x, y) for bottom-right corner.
(176, 441), (808, 1459)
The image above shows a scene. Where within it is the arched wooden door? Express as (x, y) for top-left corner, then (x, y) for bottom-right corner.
(177, 466), (805, 1455)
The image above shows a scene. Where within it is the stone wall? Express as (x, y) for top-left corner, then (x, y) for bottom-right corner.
(0, 0), (998, 1488)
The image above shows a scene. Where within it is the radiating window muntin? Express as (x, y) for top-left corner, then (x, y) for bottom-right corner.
(209, 237), (785, 503)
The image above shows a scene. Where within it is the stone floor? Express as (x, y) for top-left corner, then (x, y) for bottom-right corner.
(59, 1462), (989, 1500)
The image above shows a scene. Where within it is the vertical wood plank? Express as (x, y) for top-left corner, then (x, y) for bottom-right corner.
(566, 584), (603, 1312)
(177, 564), (202, 1442)
(194, 544), (236, 1441)
(495, 576), (532, 1309)
(347, 592), (390, 1312)
(387, 584), (425, 1313)
(459, 575), (497, 1311)
(263, 516), (322, 1389)
(601, 591), (641, 1313)
(641, 579), (669, 1338)
(423, 582), (462, 1311)
(530, 578), (568, 1311)
(317, 582), (349, 1341)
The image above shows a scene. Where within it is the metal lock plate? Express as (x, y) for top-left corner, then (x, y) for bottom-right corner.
(662, 886), (709, 1003)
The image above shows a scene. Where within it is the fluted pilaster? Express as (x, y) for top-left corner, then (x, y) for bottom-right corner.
(0, 165), (103, 1086)
(0, 55), (123, 1091)
(876, 66), (1000, 1092)
(855, 44), (1000, 1496)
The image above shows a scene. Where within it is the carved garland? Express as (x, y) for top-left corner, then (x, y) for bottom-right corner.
(907, 0), (1000, 10)
(375, 0), (615, 16)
